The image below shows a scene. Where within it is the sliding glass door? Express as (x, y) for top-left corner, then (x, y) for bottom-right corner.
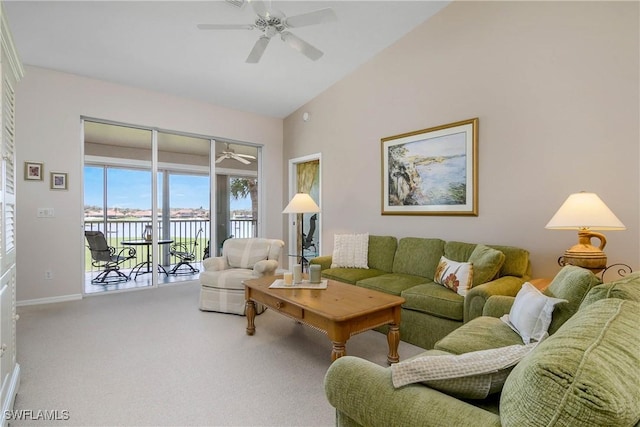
(158, 131), (210, 276)
(83, 119), (260, 295)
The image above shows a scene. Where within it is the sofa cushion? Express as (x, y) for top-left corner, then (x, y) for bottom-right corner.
(357, 273), (429, 296)
(500, 282), (567, 344)
(392, 237), (445, 279)
(402, 283), (465, 321)
(225, 238), (271, 268)
(486, 245), (530, 278)
(500, 298), (640, 427)
(434, 256), (474, 296)
(331, 233), (369, 268)
(435, 316), (524, 354)
(320, 268), (387, 285)
(391, 344), (537, 399)
(468, 244), (506, 286)
(580, 271), (640, 309)
(367, 235), (397, 272)
(543, 265), (601, 334)
(443, 241), (476, 262)
(200, 268), (257, 290)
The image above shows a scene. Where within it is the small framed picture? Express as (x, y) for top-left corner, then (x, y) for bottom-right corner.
(24, 161), (44, 181)
(50, 172), (68, 190)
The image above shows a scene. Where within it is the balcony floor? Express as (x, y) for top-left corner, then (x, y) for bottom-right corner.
(84, 262), (202, 295)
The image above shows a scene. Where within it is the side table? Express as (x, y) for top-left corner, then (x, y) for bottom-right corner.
(529, 278), (552, 291)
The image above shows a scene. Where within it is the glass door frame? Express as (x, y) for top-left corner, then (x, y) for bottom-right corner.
(81, 117), (263, 295)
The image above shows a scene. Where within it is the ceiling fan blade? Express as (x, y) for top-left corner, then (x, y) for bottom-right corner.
(285, 8), (337, 28)
(246, 36), (271, 63)
(231, 154), (251, 164)
(237, 153), (257, 159)
(197, 24), (254, 30)
(248, 0), (268, 17)
(281, 31), (323, 61)
(215, 156), (226, 164)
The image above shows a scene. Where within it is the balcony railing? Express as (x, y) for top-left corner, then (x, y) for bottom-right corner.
(84, 218), (256, 274)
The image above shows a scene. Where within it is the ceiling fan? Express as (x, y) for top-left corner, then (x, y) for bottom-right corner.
(197, 0), (337, 63)
(216, 143), (256, 165)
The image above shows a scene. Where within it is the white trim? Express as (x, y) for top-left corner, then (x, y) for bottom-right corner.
(0, 363), (20, 427)
(286, 153), (322, 270)
(17, 294), (83, 307)
(256, 145), (264, 237)
(215, 167), (258, 177)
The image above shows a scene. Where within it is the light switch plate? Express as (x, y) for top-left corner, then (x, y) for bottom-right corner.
(37, 208), (55, 218)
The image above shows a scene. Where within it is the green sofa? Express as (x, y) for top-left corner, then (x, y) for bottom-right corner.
(311, 236), (531, 349)
(324, 268), (640, 427)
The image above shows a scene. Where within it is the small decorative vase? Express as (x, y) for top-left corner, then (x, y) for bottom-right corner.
(309, 265), (321, 284)
(143, 225), (153, 241)
(293, 264), (302, 283)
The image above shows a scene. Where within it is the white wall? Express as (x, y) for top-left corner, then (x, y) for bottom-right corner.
(283, 1), (639, 279)
(15, 66), (283, 302)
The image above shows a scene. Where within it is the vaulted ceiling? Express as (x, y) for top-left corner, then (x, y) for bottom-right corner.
(5, 1), (449, 119)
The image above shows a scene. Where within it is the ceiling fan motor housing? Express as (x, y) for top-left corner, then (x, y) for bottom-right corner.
(255, 16), (285, 34)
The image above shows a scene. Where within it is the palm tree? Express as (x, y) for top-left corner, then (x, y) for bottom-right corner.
(230, 178), (258, 220)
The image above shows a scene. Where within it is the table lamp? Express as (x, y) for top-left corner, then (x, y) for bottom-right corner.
(545, 192), (625, 272)
(283, 193), (320, 268)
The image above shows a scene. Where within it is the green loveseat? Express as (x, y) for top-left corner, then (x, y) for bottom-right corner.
(311, 236), (531, 349)
(324, 268), (640, 427)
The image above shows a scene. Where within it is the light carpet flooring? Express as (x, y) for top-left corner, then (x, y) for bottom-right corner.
(14, 282), (424, 426)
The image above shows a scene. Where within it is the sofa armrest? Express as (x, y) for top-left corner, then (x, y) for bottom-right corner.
(482, 295), (515, 318)
(325, 356), (501, 427)
(253, 259), (278, 276)
(202, 256), (226, 271)
(310, 255), (332, 270)
(464, 276), (525, 322)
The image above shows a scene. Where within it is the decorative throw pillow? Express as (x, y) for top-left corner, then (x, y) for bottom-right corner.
(468, 244), (506, 286)
(501, 282), (567, 344)
(391, 343), (538, 399)
(434, 256), (474, 296)
(331, 233), (369, 269)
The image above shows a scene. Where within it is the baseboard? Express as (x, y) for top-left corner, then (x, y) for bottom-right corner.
(1, 363), (20, 427)
(17, 294), (82, 307)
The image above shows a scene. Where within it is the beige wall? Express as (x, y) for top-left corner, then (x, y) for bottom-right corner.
(16, 66), (283, 302)
(283, 1), (639, 278)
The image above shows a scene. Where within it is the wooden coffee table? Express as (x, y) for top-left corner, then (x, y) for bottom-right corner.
(243, 276), (405, 364)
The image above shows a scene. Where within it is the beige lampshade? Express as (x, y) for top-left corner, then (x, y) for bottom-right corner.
(282, 193), (320, 214)
(545, 192), (625, 231)
(546, 192), (625, 272)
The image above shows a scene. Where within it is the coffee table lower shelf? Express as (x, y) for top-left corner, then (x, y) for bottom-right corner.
(243, 276), (404, 364)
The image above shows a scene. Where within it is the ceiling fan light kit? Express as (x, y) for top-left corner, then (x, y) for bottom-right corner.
(198, 0), (337, 63)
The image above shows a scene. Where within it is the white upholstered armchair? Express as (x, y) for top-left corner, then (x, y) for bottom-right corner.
(199, 238), (285, 315)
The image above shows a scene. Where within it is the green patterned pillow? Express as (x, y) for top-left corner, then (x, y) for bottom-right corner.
(468, 244), (506, 286)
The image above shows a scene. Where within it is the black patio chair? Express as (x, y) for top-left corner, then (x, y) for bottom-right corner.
(303, 214), (317, 252)
(169, 229), (203, 275)
(85, 230), (136, 284)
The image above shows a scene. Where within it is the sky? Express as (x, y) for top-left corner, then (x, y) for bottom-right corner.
(84, 167), (251, 210)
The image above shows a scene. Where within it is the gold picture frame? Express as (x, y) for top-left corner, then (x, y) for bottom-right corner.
(24, 161), (44, 181)
(50, 172), (68, 190)
(381, 118), (478, 216)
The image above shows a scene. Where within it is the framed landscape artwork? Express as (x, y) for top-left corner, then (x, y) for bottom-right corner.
(24, 161), (44, 181)
(381, 118), (478, 216)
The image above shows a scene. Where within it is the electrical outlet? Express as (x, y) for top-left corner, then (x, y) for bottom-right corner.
(45, 270), (53, 280)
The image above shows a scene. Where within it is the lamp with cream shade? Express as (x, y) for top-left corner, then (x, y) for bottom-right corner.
(545, 192), (625, 272)
(283, 193), (320, 269)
